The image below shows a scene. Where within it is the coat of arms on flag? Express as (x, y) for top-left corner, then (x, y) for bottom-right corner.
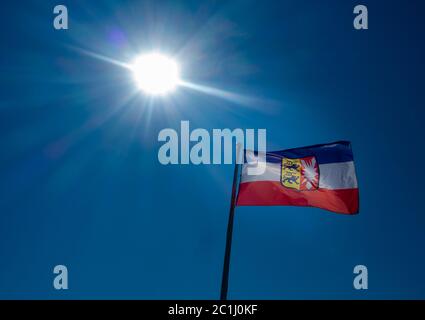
(281, 156), (319, 191)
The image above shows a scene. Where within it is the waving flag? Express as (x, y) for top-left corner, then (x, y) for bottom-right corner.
(236, 141), (359, 214)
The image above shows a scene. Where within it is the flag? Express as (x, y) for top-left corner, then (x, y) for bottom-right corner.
(236, 141), (359, 214)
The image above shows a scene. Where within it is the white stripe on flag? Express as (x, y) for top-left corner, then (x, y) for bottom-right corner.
(240, 161), (358, 190)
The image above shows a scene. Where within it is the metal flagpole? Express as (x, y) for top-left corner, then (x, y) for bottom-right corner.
(220, 143), (242, 300)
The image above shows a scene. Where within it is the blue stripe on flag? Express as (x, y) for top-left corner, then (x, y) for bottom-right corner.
(245, 141), (354, 165)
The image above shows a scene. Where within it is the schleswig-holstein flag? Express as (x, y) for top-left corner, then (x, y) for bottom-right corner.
(237, 141), (359, 214)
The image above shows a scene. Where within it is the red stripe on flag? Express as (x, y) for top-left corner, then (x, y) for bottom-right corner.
(236, 181), (359, 214)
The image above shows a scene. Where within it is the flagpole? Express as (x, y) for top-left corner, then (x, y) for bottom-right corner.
(220, 143), (241, 300)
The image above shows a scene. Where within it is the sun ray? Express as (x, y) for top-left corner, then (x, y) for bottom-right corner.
(178, 80), (277, 111)
(66, 45), (132, 70)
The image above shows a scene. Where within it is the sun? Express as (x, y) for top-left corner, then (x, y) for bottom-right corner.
(131, 53), (180, 95)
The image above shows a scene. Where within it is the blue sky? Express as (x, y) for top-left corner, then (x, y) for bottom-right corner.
(0, 0), (425, 299)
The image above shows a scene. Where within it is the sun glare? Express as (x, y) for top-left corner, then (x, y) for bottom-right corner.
(131, 53), (180, 95)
